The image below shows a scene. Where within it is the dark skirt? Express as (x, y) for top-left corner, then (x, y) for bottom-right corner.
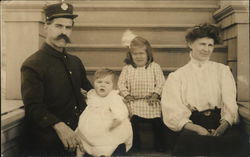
(172, 108), (249, 157)
(130, 115), (166, 152)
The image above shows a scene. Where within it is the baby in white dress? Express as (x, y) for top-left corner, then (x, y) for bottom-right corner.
(76, 68), (133, 157)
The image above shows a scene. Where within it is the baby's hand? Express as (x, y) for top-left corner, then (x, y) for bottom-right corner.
(148, 93), (160, 107)
(109, 119), (121, 131)
(80, 88), (88, 99)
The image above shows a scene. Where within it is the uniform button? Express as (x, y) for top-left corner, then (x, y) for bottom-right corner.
(66, 122), (70, 125)
(69, 71), (72, 75)
(74, 106), (77, 109)
(64, 56), (67, 59)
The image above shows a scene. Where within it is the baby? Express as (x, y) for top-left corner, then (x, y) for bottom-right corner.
(76, 68), (132, 157)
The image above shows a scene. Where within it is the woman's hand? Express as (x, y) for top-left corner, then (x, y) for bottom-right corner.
(212, 120), (230, 136)
(195, 125), (211, 136)
(184, 122), (210, 136)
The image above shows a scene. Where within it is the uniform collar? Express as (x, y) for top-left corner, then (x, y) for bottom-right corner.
(41, 42), (68, 58)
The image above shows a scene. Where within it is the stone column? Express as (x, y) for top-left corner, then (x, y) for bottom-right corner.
(214, 1), (249, 133)
(2, 1), (45, 99)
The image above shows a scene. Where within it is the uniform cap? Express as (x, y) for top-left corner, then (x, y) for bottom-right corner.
(44, 2), (78, 21)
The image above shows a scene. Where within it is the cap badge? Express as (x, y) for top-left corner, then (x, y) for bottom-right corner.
(61, 3), (68, 10)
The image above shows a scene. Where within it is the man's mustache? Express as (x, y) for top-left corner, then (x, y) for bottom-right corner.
(55, 34), (71, 43)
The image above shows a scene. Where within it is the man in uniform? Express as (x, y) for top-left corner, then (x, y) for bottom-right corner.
(21, 2), (92, 156)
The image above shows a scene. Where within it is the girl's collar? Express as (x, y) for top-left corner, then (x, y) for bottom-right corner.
(132, 61), (153, 69)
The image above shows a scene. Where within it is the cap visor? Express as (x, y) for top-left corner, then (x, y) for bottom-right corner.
(47, 13), (78, 20)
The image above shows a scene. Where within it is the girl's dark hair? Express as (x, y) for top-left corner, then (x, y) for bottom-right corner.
(124, 36), (154, 68)
(185, 23), (221, 44)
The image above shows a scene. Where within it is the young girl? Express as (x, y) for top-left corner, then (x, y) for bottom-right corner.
(118, 30), (166, 152)
(76, 68), (132, 157)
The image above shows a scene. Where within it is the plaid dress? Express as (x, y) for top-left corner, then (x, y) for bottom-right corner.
(118, 62), (165, 118)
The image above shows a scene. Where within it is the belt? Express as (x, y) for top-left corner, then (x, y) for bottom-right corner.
(203, 110), (212, 116)
(198, 108), (221, 117)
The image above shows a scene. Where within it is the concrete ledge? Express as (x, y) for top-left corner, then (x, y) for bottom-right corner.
(1, 100), (25, 156)
(238, 102), (250, 135)
(238, 102), (250, 120)
(1, 100), (24, 115)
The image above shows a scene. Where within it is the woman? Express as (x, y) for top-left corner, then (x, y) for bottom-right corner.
(161, 23), (248, 156)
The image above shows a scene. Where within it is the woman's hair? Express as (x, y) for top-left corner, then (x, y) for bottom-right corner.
(94, 68), (116, 84)
(124, 36), (154, 68)
(185, 23), (221, 44)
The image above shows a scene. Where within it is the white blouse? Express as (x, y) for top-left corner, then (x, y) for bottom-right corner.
(161, 55), (239, 132)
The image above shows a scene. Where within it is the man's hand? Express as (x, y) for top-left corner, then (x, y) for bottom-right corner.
(53, 122), (84, 152)
(212, 120), (230, 136)
(147, 93), (160, 107)
(124, 95), (134, 105)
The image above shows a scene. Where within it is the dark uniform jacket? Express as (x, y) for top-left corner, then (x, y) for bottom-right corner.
(21, 43), (92, 147)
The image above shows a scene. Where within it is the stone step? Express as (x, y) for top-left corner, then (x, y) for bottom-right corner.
(71, 1), (218, 25)
(66, 44), (227, 68)
(40, 23), (221, 45)
(75, 10), (216, 25)
(65, 44), (227, 83)
(71, 24), (192, 45)
(3, 1), (219, 24)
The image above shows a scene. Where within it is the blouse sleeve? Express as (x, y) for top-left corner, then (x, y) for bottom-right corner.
(118, 66), (130, 97)
(153, 63), (165, 95)
(220, 66), (239, 125)
(161, 73), (192, 132)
